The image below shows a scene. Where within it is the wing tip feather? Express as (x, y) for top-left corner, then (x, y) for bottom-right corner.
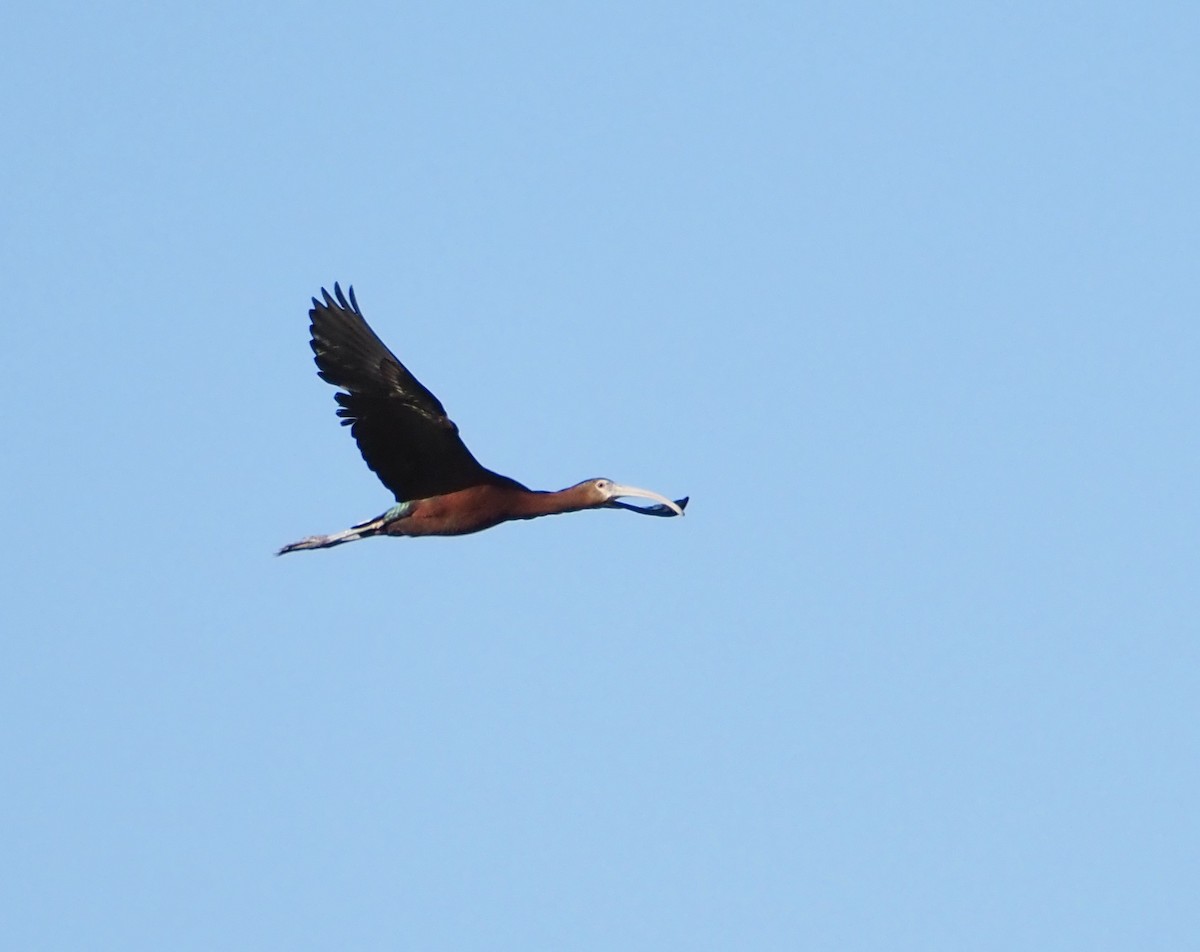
(311, 283), (361, 318)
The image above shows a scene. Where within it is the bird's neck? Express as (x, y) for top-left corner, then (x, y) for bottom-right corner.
(510, 486), (593, 520)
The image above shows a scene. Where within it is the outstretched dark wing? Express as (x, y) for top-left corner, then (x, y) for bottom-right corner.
(308, 284), (506, 502)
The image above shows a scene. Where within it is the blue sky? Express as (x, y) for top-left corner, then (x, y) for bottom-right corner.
(3, 2), (1198, 949)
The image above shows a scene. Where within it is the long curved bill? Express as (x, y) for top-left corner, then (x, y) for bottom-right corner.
(604, 484), (687, 517)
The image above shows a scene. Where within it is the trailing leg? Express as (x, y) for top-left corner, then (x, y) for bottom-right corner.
(275, 502), (411, 555)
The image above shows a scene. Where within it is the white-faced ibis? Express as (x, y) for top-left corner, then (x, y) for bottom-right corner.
(278, 285), (687, 554)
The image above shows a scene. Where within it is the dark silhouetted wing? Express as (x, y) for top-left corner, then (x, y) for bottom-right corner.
(308, 284), (508, 502)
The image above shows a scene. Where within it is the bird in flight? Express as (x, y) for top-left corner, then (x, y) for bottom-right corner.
(278, 284), (687, 554)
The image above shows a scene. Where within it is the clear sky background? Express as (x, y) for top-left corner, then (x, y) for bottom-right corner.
(3, 2), (1198, 949)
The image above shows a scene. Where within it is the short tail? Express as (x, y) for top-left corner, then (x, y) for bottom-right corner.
(276, 513), (388, 556)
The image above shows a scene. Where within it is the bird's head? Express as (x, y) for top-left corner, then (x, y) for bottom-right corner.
(577, 478), (688, 517)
